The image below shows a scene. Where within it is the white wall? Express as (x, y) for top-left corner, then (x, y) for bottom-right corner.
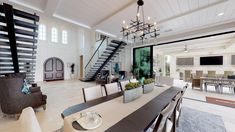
(169, 53), (235, 79)
(35, 15), (77, 81)
(35, 15), (96, 82)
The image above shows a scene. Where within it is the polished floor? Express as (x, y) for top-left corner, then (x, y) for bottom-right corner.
(0, 79), (235, 132)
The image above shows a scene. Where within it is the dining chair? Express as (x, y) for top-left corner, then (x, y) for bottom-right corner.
(104, 82), (121, 95)
(191, 71), (203, 90)
(173, 92), (183, 127)
(224, 71), (234, 78)
(195, 70), (203, 79)
(219, 80), (234, 94)
(129, 78), (139, 83)
(159, 76), (174, 86)
(207, 71), (216, 77)
(181, 84), (189, 95)
(82, 85), (105, 102)
(119, 80), (130, 91)
(146, 101), (176, 132)
(205, 71), (220, 93)
(184, 70), (191, 82)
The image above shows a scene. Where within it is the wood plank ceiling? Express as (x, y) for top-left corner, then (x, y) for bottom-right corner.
(3, 0), (235, 42)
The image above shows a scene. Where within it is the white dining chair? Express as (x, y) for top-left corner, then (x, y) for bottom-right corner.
(119, 80), (130, 90)
(159, 76), (174, 86)
(82, 85), (105, 102)
(104, 82), (120, 95)
(129, 78), (138, 83)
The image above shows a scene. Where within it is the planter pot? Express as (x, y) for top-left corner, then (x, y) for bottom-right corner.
(143, 83), (154, 94)
(123, 87), (143, 103)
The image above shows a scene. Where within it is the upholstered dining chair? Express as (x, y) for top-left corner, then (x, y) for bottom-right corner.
(104, 82), (121, 95)
(192, 71), (203, 90)
(82, 85), (105, 102)
(129, 78), (139, 83)
(184, 70), (191, 82)
(207, 71), (216, 77)
(159, 76), (174, 86)
(19, 107), (42, 132)
(119, 80), (130, 91)
(195, 70), (203, 79)
(224, 71), (234, 78)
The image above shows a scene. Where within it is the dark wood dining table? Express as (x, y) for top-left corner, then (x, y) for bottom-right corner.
(62, 86), (181, 132)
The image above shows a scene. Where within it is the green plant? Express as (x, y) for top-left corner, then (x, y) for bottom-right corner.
(125, 82), (141, 90)
(143, 78), (155, 85)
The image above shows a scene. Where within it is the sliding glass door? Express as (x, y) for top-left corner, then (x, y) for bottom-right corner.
(133, 46), (153, 80)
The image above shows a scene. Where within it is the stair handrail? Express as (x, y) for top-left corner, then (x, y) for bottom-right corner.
(85, 36), (107, 69)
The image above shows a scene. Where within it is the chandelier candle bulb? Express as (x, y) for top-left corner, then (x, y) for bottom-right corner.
(148, 17), (151, 20)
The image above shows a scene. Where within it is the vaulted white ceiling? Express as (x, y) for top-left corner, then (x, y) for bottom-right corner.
(2, 0), (235, 42)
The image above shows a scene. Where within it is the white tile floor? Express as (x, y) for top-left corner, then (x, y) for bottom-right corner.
(0, 79), (234, 132)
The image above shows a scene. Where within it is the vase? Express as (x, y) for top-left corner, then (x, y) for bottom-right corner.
(143, 83), (154, 94)
(123, 87), (143, 103)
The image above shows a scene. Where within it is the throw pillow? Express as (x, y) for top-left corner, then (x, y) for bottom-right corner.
(21, 79), (31, 94)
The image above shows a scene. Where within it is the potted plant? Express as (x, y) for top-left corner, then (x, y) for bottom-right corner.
(143, 78), (155, 94)
(70, 63), (75, 79)
(123, 82), (142, 103)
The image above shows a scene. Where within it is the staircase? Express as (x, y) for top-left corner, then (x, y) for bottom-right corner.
(83, 37), (127, 81)
(0, 3), (39, 83)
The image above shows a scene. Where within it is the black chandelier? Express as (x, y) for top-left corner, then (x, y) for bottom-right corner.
(121, 0), (160, 42)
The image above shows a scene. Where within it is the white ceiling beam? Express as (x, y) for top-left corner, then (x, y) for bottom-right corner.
(224, 38), (235, 49)
(44, 0), (61, 16)
(158, 42), (227, 53)
(166, 46), (226, 55)
(91, 0), (136, 28)
(158, 0), (228, 24)
(135, 20), (235, 47)
(155, 39), (230, 50)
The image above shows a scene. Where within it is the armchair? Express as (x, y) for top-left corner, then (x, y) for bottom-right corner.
(0, 76), (47, 115)
(96, 70), (109, 85)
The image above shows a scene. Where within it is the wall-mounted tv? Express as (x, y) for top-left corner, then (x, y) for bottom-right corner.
(200, 56), (223, 65)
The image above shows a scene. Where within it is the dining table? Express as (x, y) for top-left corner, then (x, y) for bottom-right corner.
(62, 85), (181, 132)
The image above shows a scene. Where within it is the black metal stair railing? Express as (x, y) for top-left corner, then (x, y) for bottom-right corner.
(84, 37), (127, 81)
(84, 36), (107, 70)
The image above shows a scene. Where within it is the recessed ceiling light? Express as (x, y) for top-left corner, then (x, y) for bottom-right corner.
(217, 12), (224, 17)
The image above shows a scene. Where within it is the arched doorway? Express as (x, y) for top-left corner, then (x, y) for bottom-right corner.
(44, 57), (64, 81)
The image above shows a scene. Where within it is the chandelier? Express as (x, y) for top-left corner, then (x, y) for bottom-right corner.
(121, 0), (160, 42)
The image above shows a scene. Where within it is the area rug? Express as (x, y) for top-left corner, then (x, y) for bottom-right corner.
(206, 96), (235, 108)
(177, 107), (227, 132)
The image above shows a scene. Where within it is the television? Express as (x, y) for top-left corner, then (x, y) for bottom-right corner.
(200, 56), (223, 65)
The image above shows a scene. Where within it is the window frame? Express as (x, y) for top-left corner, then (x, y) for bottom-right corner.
(51, 27), (58, 43)
(62, 30), (68, 44)
(38, 24), (46, 40)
